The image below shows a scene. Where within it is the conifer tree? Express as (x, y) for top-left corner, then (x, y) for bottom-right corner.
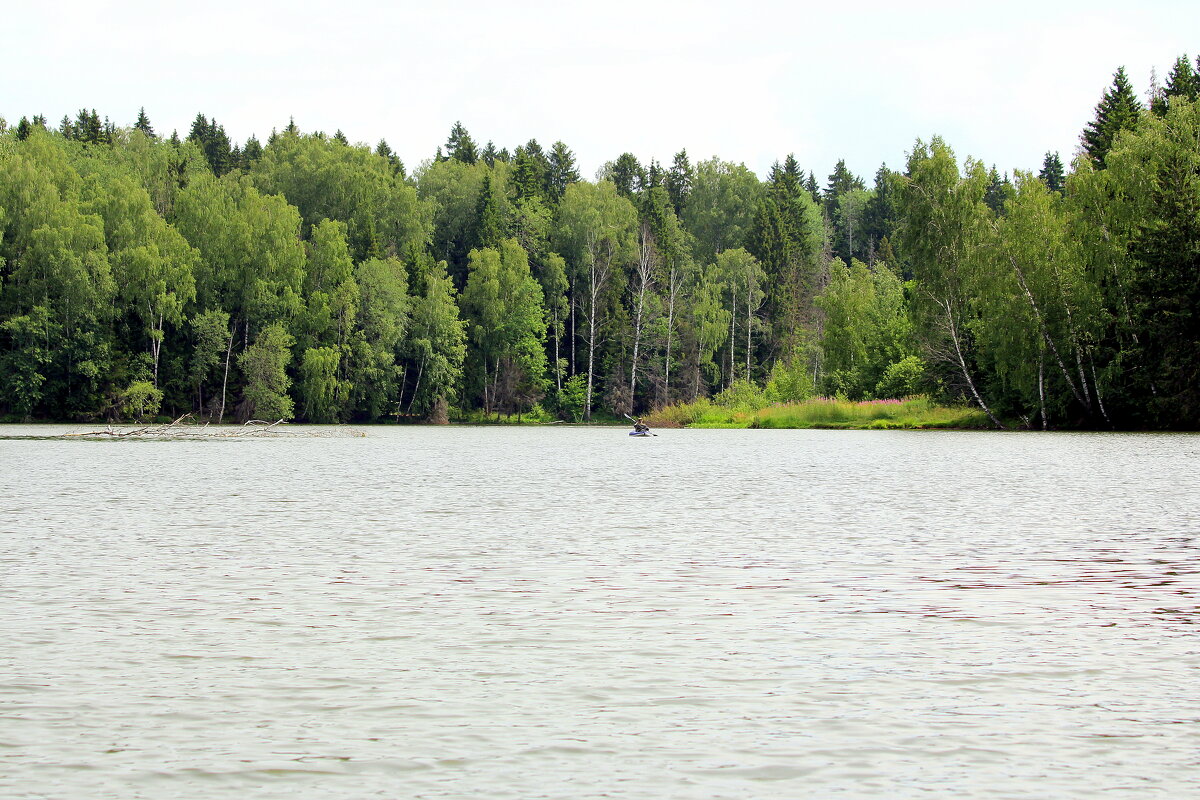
(547, 141), (579, 204)
(445, 121), (478, 164)
(984, 166), (1013, 214)
(1151, 54), (1200, 116)
(134, 107), (155, 138)
(58, 115), (74, 139)
(804, 171), (820, 204)
(823, 159), (865, 217)
(1038, 152), (1066, 194)
(333, 129), (348, 145)
(15, 117), (32, 141)
(481, 140), (498, 167)
(610, 153), (644, 198)
(472, 174), (507, 251)
(243, 135), (263, 165)
(1082, 67), (1143, 168)
(374, 139), (403, 176)
(666, 149), (693, 216)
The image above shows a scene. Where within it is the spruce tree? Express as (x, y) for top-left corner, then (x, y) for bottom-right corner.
(58, 115), (74, 139)
(134, 107), (155, 138)
(1038, 151), (1066, 194)
(472, 174), (507, 250)
(547, 141), (579, 204)
(823, 159), (865, 218)
(1152, 54), (1200, 116)
(1082, 66), (1143, 168)
(481, 140), (498, 167)
(445, 121), (478, 164)
(665, 149), (693, 216)
(243, 135), (263, 165)
(610, 153), (644, 198)
(984, 167), (1013, 214)
(805, 171), (820, 204)
(15, 116), (31, 141)
(375, 139), (403, 175)
(333, 129), (348, 145)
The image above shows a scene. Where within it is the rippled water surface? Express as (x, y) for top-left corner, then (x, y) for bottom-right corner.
(2, 426), (1199, 799)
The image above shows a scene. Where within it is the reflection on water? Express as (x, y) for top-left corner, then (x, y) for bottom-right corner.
(1, 426), (1198, 799)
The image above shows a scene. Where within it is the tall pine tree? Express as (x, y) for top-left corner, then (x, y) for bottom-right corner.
(1082, 67), (1143, 168)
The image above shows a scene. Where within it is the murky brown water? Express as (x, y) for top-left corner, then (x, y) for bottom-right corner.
(2, 426), (1198, 798)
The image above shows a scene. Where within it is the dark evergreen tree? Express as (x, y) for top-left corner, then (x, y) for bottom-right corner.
(512, 141), (548, 202)
(645, 159), (663, 191)
(1038, 151), (1066, 194)
(823, 158), (865, 218)
(58, 115), (74, 139)
(804, 171), (820, 204)
(15, 116), (32, 141)
(1082, 66), (1143, 168)
(862, 164), (900, 265)
(332, 129), (349, 145)
(610, 152), (644, 198)
(546, 141), (579, 204)
(74, 109), (103, 143)
(134, 107), (155, 138)
(445, 121), (478, 164)
(243, 135), (263, 165)
(481, 140), (498, 167)
(375, 139), (403, 176)
(472, 173), (507, 251)
(1151, 54), (1200, 116)
(984, 166), (1014, 214)
(284, 117), (300, 136)
(665, 149), (693, 216)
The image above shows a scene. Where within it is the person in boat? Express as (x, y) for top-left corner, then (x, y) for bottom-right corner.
(633, 417), (649, 433)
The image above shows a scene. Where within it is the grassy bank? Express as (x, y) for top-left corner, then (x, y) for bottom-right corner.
(644, 396), (991, 430)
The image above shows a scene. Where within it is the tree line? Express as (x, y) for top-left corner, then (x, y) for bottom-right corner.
(1, 54), (1198, 428)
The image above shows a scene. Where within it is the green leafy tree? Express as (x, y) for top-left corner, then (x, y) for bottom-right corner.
(683, 158), (762, 264)
(460, 239), (548, 415)
(401, 259), (467, 419)
(554, 181), (638, 418)
(899, 137), (1003, 426)
(237, 322), (294, 421)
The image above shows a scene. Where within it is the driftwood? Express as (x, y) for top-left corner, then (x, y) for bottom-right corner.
(60, 414), (365, 440)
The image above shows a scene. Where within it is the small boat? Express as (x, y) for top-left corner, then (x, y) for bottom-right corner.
(629, 430), (652, 437)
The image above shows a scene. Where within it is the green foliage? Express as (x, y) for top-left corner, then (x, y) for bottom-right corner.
(237, 322), (294, 421)
(118, 380), (163, 421)
(1082, 67), (1143, 168)
(557, 373), (588, 422)
(875, 355), (927, 399)
(0, 67), (1196, 429)
(816, 258), (914, 399)
(299, 346), (348, 422)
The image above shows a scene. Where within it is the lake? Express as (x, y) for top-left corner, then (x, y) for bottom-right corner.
(2, 425), (1198, 799)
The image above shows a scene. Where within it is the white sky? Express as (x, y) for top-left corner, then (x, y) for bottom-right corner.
(5, 0), (1198, 184)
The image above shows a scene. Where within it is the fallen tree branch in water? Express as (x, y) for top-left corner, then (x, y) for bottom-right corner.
(57, 415), (365, 440)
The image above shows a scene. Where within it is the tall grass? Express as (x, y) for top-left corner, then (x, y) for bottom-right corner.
(645, 396), (989, 430)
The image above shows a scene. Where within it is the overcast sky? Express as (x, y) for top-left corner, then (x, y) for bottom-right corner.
(5, 0), (1198, 183)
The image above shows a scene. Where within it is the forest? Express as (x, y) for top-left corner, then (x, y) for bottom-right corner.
(1, 55), (1198, 429)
